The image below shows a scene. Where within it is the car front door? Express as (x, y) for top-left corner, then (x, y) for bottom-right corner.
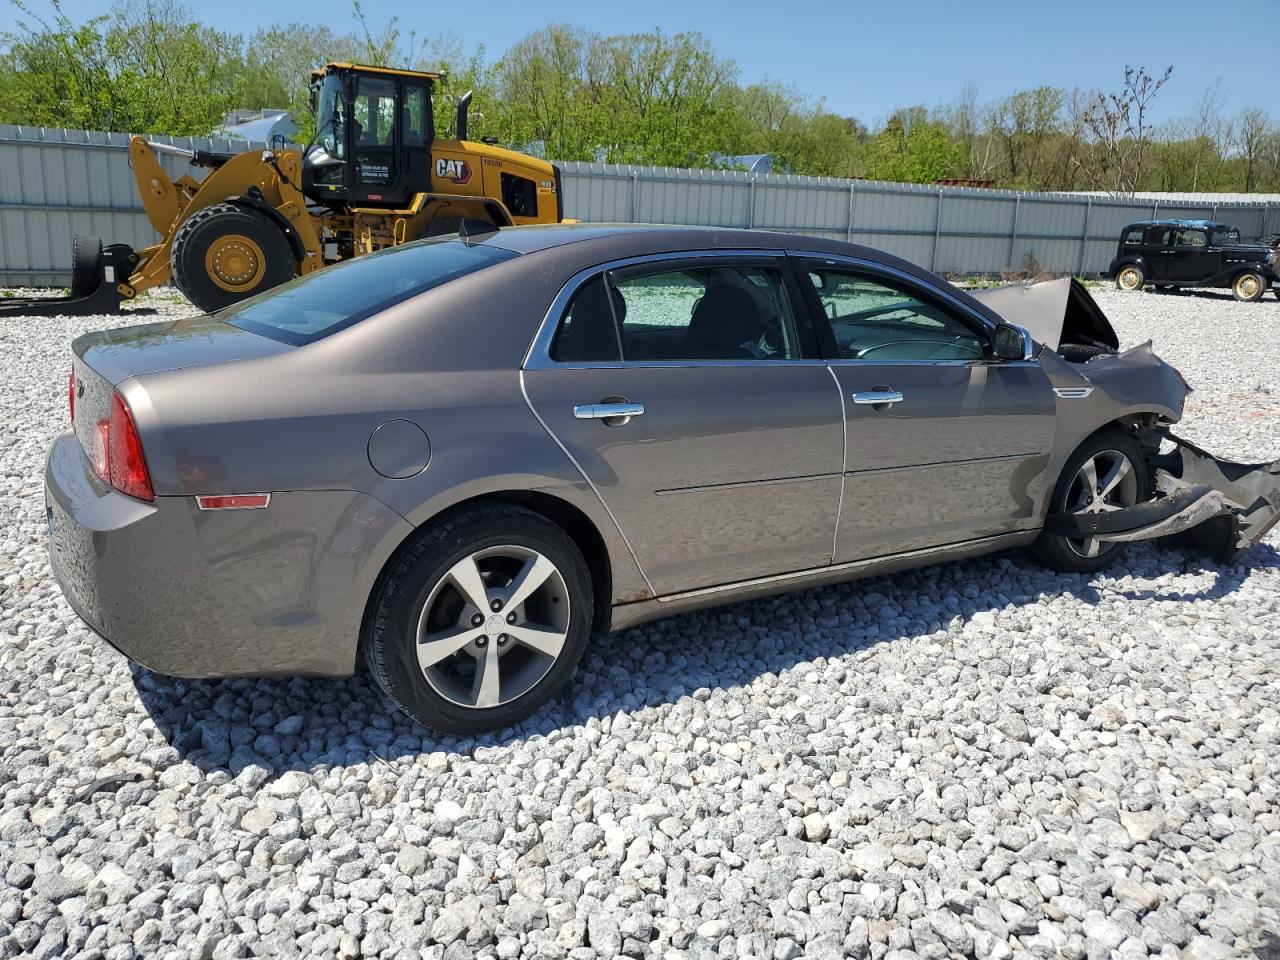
(795, 257), (1057, 561)
(522, 253), (845, 596)
(1146, 226), (1174, 281)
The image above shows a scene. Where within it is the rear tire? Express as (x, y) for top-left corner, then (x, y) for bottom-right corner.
(1231, 271), (1265, 302)
(1115, 265), (1144, 292)
(364, 504), (594, 735)
(70, 236), (103, 298)
(1033, 429), (1148, 573)
(171, 202), (295, 312)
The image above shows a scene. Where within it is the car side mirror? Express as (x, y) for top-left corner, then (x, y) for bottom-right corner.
(992, 323), (1033, 361)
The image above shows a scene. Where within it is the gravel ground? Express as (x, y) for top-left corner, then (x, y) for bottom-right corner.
(1, 285), (1278, 960)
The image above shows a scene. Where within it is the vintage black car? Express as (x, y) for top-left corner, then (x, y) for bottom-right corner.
(1108, 219), (1279, 301)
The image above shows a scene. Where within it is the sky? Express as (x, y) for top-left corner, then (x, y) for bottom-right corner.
(46, 0), (1270, 126)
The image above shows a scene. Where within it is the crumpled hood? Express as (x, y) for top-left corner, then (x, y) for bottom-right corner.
(970, 278), (1118, 351)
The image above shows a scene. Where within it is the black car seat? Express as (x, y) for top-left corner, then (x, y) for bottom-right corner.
(685, 286), (762, 359)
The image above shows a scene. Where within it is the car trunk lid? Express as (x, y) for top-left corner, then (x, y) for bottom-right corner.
(70, 316), (290, 466)
(72, 315), (290, 386)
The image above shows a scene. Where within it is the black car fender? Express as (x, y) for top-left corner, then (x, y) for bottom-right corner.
(1107, 254), (1146, 278)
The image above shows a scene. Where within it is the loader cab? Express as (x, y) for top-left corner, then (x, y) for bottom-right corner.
(303, 63), (437, 209)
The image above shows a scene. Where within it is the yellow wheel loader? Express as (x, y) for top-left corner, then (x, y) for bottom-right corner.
(16, 63), (564, 315)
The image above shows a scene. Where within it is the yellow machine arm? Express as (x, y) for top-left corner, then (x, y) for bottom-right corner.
(123, 137), (324, 298)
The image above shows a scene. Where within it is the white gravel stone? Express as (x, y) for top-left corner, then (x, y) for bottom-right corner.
(1, 285), (1277, 959)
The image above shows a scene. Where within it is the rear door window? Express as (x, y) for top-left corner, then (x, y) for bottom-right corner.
(223, 240), (516, 345)
(548, 260), (805, 363)
(612, 263), (800, 361)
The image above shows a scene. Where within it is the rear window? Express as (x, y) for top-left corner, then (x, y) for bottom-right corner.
(221, 240), (517, 345)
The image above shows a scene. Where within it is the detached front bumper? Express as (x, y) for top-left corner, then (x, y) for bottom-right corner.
(44, 431), (411, 678)
(1045, 431), (1280, 562)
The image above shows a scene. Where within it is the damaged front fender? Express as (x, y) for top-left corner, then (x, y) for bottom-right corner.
(1047, 431), (1280, 562)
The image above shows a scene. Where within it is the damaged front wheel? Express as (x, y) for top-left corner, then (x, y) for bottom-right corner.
(1034, 430), (1148, 572)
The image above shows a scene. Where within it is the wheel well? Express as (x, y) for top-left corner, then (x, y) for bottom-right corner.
(359, 491), (614, 649)
(1062, 414), (1163, 492)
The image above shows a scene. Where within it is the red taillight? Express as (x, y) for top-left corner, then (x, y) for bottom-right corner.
(108, 393), (153, 501)
(89, 391), (154, 502)
(69, 367), (76, 423)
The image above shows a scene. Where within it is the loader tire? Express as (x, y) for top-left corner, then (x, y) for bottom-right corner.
(70, 236), (103, 298)
(171, 202), (295, 312)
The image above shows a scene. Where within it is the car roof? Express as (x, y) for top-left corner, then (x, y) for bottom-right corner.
(1124, 219), (1233, 230)
(480, 222), (862, 257)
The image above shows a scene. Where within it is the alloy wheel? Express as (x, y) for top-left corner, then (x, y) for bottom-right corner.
(1065, 449), (1139, 558)
(415, 545), (570, 709)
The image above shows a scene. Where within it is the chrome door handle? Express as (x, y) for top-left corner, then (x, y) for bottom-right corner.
(851, 390), (904, 405)
(573, 402), (645, 421)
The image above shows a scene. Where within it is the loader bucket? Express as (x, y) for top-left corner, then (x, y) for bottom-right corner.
(0, 237), (138, 318)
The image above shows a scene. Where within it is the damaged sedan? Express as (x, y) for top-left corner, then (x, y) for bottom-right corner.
(45, 224), (1280, 734)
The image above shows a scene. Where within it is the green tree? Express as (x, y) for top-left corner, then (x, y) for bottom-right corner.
(864, 108), (963, 183)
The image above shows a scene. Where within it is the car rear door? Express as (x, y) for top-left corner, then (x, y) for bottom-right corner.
(1166, 227), (1215, 283)
(794, 255), (1057, 561)
(521, 252), (844, 596)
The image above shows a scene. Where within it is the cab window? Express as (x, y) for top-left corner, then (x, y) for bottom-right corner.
(804, 266), (987, 362)
(403, 84), (428, 147)
(1173, 228), (1207, 248)
(1123, 227), (1145, 245)
(353, 75), (397, 185)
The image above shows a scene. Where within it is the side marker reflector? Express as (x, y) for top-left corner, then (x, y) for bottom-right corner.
(196, 494), (271, 511)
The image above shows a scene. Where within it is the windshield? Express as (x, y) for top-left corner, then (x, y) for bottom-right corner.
(316, 73), (346, 158)
(1212, 227), (1241, 244)
(221, 240), (518, 345)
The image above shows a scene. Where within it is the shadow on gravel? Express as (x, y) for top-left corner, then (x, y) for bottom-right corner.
(1146, 286), (1254, 303)
(131, 539), (1280, 779)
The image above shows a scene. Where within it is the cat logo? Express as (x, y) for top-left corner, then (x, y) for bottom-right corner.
(435, 158), (473, 185)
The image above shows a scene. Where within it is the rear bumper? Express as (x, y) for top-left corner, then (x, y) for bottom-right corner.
(45, 432), (413, 678)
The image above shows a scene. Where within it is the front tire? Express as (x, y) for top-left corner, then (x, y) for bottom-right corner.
(1033, 430), (1148, 573)
(364, 504), (594, 735)
(1115, 265), (1145, 292)
(171, 202), (296, 312)
(1232, 271), (1265, 302)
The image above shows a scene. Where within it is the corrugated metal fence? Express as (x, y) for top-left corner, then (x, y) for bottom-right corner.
(4, 125), (1278, 286)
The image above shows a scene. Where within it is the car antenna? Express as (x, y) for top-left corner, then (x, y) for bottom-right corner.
(458, 218), (500, 242)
